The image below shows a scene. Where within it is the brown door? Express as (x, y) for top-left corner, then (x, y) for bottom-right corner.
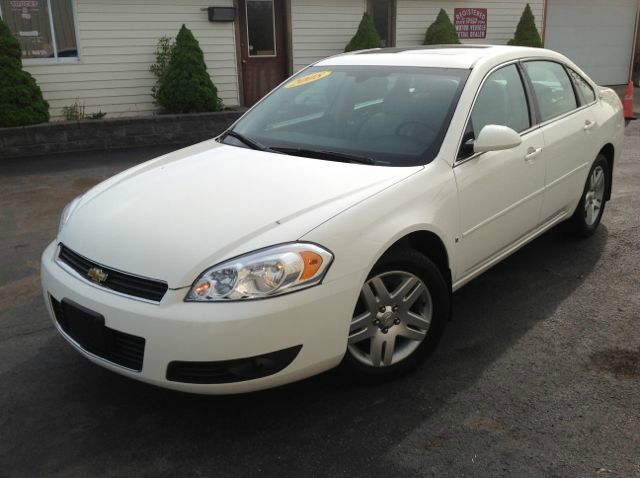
(238, 0), (288, 106)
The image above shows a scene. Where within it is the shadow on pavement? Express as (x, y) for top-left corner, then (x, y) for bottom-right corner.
(2, 223), (608, 477)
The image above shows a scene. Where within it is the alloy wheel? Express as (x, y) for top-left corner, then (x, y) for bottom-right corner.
(584, 165), (605, 226)
(348, 271), (432, 367)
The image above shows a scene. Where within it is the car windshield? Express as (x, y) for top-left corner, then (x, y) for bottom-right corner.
(223, 65), (469, 166)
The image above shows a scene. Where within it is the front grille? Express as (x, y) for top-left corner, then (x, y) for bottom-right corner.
(51, 296), (145, 371)
(58, 244), (168, 303)
(166, 345), (302, 384)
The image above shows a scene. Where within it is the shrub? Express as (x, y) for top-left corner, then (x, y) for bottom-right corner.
(62, 100), (85, 121)
(423, 9), (461, 45)
(345, 13), (381, 52)
(0, 17), (49, 127)
(62, 100), (105, 121)
(87, 110), (106, 120)
(508, 4), (543, 48)
(150, 35), (174, 102)
(156, 25), (222, 113)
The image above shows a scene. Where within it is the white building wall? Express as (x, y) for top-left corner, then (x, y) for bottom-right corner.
(290, 0), (544, 73)
(22, 0), (240, 119)
(291, 0), (367, 72)
(397, 0), (545, 47)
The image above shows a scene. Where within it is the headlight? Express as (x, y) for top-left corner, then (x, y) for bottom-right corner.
(58, 195), (83, 237)
(185, 243), (333, 302)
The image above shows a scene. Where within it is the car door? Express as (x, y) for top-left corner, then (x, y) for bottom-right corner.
(453, 63), (546, 279)
(522, 61), (599, 222)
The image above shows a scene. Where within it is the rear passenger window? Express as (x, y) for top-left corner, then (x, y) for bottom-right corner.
(568, 68), (596, 104)
(524, 61), (577, 122)
(470, 64), (531, 135)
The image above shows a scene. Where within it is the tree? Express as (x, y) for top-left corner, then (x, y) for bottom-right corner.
(156, 25), (222, 113)
(508, 4), (543, 48)
(345, 13), (381, 52)
(0, 17), (49, 127)
(424, 9), (461, 45)
(150, 35), (175, 103)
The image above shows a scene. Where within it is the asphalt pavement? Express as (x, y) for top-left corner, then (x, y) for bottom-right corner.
(0, 125), (639, 477)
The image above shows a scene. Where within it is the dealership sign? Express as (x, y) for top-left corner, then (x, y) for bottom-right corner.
(454, 8), (487, 39)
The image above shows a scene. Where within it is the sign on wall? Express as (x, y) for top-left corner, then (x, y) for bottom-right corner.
(454, 8), (488, 39)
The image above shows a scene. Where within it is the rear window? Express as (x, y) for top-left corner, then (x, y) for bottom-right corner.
(568, 68), (596, 105)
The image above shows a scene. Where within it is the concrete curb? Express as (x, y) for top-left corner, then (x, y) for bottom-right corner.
(0, 109), (246, 159)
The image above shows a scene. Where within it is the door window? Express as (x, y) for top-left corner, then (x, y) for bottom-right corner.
(246, 0), (276, 57)
(567, 68), (596, 105)
(459, 64), (530, 159)
(471, 64), (531, 136)
(370, 0), (395, 47)
(524, 61), (577, 122)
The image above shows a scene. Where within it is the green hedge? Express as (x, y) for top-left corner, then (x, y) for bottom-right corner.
(424, 9), (461, 45)
(508, 4), (543, 48)
(0, 18), (49, 127)
(345, 13), (381, 52)
(156, 25), (222, 113)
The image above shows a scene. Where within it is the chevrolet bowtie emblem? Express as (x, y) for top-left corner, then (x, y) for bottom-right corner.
(87, 267), (108, 283)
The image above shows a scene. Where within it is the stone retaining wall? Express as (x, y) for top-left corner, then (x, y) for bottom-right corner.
(0, 109), (245, 159)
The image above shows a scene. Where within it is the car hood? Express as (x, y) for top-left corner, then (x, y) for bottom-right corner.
(60, 140), (421, 288)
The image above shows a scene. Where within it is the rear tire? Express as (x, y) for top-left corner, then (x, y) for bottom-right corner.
(568, 154), (609, 238)
(339, 248), (449, 383)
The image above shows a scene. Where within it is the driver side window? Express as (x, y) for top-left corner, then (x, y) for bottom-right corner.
(459, 64), (530, 159)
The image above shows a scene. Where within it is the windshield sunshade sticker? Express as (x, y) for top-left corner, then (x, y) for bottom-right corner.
(285, 70), (332, 88)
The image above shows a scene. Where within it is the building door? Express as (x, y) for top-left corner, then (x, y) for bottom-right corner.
(238, 0), (288, 106)
(545, 0), (639, 85)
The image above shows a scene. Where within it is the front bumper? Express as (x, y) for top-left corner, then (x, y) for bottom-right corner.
(41, 241), (361, 394)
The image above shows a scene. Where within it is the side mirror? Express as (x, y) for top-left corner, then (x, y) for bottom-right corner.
(474, 124), (522, 153)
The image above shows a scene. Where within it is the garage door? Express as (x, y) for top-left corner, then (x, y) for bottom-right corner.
(545, 0), (639, 85)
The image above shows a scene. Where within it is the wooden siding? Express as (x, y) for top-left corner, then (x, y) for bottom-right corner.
(291, 0), (367, 72)
(290, 0), (544, 72)
(396, 0), (545, 46)
(22, 0), (240, 119)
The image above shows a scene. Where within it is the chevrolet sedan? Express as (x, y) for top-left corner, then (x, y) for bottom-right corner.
(41, 45), (625, 394)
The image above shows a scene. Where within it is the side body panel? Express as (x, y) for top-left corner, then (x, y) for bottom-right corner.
(302, 157), (460, 292)
(453, 128), (546, 277)
(538, 106), (598, 222)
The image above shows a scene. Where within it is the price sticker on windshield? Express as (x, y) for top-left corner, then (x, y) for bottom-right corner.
(285, 71), (332, 88)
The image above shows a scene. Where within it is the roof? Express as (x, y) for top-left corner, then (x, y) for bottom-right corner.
(317, 45), (559, 70)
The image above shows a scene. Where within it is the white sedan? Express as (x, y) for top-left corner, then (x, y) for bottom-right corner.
(41, 46), (624, 394)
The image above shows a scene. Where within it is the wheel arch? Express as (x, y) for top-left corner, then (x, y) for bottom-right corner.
(599, 143), (614, 201)
(382, 230), (452, 291)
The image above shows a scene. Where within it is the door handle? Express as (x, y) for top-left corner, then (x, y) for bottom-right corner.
(584, 120), (596, 131)
(525, 147), (542, 161)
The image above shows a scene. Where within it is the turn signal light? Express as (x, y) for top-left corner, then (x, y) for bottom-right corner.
(299, 251), (323, 280)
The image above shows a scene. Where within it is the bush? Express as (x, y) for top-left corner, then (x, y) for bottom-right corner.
(150, 35), (174, 102)
(345, 13), (381, 52)
(508, 4), (543, 48)
(0, 17), (49, 127)
(62, 100), (106, 121)
(156, 25), (222, 113)
(62, 100), (85, 121)
(87, 110), (106, 120)
(424, 9), (461, 45)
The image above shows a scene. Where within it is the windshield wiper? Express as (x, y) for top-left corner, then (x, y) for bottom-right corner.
(222, 130), (279, 153)
(271, 147), (375, 165)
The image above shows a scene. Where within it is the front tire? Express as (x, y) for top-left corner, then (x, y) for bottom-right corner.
(569, 154), (609, 238)
(339, 248), (449, 383)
